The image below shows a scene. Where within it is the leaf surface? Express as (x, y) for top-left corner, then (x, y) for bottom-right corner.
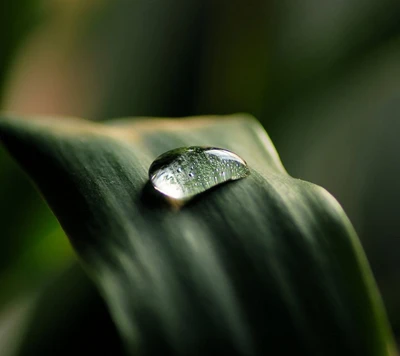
(0, 114), (395, 356)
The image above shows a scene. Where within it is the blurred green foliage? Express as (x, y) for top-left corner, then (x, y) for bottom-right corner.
(15, 264), (124, 356)
(0, 146), (74, 305)
(0, 0), (38, 100)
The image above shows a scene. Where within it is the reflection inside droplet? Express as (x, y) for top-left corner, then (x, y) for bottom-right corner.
(148, 146), (250, 200)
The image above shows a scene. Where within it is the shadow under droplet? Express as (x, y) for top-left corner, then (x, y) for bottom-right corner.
(140, 181), (168, 209)
(139, 181), (187, 211)
(139, 178), (241, 213)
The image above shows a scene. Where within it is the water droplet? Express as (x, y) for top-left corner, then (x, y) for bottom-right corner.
(149, 146), (250, 200)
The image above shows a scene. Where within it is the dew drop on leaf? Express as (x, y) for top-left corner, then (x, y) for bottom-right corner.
(149, 146), (250, 200)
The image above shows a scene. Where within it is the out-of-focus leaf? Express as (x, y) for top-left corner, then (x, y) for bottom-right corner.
(0, 295), (34, 356)
(14, 264), (125, 356)
(0, 226), (74, 308)
(0, 0), (39, 101)
(0, 114), (396, 355)
(0, 147), (60, 270)
(0, 146), (74, 307)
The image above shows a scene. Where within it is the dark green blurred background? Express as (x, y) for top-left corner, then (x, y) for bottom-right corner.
(0, 0), (399, 351)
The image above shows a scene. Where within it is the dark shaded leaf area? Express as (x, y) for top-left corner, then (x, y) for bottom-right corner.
(16, 265), (125, 356)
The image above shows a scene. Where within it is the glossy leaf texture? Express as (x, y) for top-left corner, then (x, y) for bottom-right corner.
(0, 114), (396, 356)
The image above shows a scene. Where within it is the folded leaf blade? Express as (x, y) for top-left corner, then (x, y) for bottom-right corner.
(0, 114), (395, 355)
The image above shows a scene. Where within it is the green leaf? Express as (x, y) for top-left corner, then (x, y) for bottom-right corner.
(0, 114), (396, 355)
(14, 264), (125, 356)
(0, 145), (74, 308)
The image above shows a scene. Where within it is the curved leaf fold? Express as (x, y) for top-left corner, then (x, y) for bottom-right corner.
(0, 114), (396, 356)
